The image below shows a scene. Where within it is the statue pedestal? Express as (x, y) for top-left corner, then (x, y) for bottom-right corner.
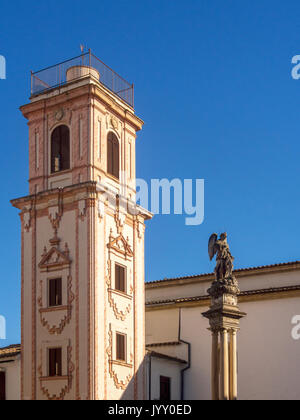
(202, 279), (246, 400)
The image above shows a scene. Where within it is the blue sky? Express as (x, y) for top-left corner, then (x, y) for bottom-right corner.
(1, 0), (300, 344)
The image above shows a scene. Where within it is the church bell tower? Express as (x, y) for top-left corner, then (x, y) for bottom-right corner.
(11, 51), (152, 400)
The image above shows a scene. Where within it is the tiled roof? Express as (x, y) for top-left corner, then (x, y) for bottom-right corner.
(146, 295), (207, 306)
(146, 284), (300, 307)
(146, 342), (181, 347)
(0, 344), (21, 359)
(147, 350), (187, 364)
(146, 261), (300, 286)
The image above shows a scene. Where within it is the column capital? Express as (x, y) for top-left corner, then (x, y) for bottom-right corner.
(209, 327), (219, 335)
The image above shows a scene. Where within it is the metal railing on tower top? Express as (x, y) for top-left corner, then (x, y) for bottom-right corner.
(31, 50), (134, 108)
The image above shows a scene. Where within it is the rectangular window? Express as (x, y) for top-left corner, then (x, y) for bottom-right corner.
(0, 372), (5, 400)
(49, 278), (62, 307)
(115, 264), (126, 293)
(160, 376), (171, 400)
(48, 348), (62, 377)
(116, 333), (126, 362)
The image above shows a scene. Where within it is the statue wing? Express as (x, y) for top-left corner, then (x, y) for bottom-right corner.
(208, 233), (218, 261)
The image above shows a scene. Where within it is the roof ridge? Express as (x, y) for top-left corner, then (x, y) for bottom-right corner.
(146, 260), (300, 285)
(146, 341), (181, 347)
(147, 350), (187, 364)
(0, 344), (21, 350)
(146, 284), (300, 306)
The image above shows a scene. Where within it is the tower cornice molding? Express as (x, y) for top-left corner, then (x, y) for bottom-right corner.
(11, 181), (152, 227)
(20, 82), (144, 133)
(11, 181), (98, 209)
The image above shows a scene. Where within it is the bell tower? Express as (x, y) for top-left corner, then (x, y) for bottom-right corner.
(11, 52), (152, 400)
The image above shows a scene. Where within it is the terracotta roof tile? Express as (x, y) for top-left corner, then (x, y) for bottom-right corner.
(146, 284), (300, 307)
(146, 341), (181, 347)
(146, 261), (300, 286)
(147, 350), (187, 364)
(0, 344), (21, 359)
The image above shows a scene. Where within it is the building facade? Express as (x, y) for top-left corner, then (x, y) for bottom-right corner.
(10, 55), (151, 400)
(146, 261), (300, 400)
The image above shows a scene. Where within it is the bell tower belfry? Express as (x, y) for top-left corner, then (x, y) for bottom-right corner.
(11, 52), (152, 400)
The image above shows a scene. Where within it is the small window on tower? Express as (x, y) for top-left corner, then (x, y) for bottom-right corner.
(116, 333), (126, 362)
(48, 348), (62, 377)
(115, 264), (126, 293)
(51, 125), (70, 173)
(49, 278), (62, 307)
(107, 132), (119, 179)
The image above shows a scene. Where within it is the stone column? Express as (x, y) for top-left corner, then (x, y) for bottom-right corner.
(229, 330), (233, 400)
(211, 330), (219, 400)
(203, 232), (246, 401)
(220, 329), (229, 400)
(229, 330), (238, 400)
(202, 281), (246, 400)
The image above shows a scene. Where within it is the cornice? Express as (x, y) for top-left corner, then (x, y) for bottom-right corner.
(20, 79), (144, 133)
(145, 284), (300, 310)
(11, 181), (98, 210)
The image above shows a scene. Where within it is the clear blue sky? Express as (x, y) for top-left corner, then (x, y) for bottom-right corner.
(1, 0), (300, 345)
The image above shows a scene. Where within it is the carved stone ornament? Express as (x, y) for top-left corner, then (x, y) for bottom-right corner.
(106, 233), (133, 321)
(38, 237), (74, 334)
(106, 324), (133, 390)
(98, 199), (105, 220)
(114, 195), (126, 234)
(110, 116), (119, 131)
(39, 237), (71, 271)
(107, 230), (134, 259)
(38, 275), (75, 335)
(22, 207), (32, 232)
(48, 192), (63, 235)
(54, 108), (64, 122)
(39, 344), (75, 400)
(207, 281), (240, 300)
(106, 261), (132, 321)
(78, 199), (86, 221)
(136, 220), (144, 240)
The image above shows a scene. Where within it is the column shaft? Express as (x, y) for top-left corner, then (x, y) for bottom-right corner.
(231, 330), (238, 400)
(211, 331), (219, 400)
(220, 329), (229, 400)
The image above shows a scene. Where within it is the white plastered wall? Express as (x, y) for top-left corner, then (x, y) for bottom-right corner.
(146, 269), (300, 400)
(148, 356), (182, 401)
(0, 357), (21, 400)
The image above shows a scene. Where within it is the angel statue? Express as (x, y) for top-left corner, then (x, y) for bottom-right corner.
(208, 232), (236, 284)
